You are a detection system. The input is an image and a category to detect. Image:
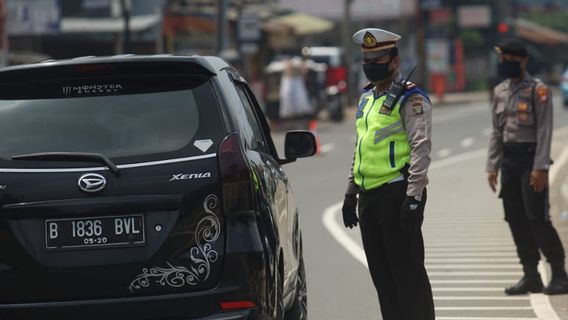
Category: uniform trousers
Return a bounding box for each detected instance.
[358,180,435,320]
[500,147,566,273]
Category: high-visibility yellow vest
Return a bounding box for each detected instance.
[353,91,411,191]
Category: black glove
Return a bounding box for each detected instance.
[342,193,358,228]
[400,196,424,232]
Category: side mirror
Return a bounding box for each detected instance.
[283,130,317,162]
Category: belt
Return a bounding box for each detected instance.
[358,174,404,194]
[387,174,404,184]
[502,142,536,155]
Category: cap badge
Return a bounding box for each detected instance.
[363,32,377,48]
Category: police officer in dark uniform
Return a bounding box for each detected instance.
[341,28,435,320]
[487,38,568,295]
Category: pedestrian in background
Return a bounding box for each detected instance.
[486,38,568,295]
[279,57,315,124]
[341,28,435,320]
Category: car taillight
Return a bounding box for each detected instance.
[218,133,255,213]
[220,300,257,311]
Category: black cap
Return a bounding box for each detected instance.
[495,38,528,57]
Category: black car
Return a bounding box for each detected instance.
[0,55,315,320]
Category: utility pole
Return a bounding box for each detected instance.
[217,0,228,55]
[120,0,131,53]
[496,0,513,23]
[416,0,426,88]
[342,0,354,103]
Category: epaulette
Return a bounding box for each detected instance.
[532,78,544,87]
[401,84,431,105]
[532,78,549,104]
[495,80,509,92]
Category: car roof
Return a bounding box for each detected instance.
[0,54,232,76]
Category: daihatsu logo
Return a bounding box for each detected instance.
[78,173,107,193]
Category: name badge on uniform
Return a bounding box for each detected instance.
[356,98,368,118]
[517,101,529,112]
[379,106,393,115]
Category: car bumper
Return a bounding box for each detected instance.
[0,210,277,320]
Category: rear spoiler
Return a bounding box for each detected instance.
[0,56,217,85]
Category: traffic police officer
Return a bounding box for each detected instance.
[341,28,435,320]
[487,38,568,295]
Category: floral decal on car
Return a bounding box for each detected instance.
[129,194,220,292]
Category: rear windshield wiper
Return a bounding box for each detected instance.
[12,152,120,175]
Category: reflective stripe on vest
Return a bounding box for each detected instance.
[354,92,410,191]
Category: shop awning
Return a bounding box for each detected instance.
[514,18,568,45]
[263,12,334,36]
[61,15,160,33]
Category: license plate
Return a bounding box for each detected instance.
[45,214,145,250]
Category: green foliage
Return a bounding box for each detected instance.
[519,11,568,33]
[459,30,484,49]
[465,79,488,91]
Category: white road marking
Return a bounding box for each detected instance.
[322,128,568,318]
[436,307,533,311]
[427,264,520,270]
[434,296,529,300]
[432,287,506,292]
[426,252,517,257]
[425,247,516,253]
[550,135,568,186]
[531,293,562,320]
[426,241,514,245]
[460,137,475,148]
[322,203,368,268]
[436,148,452,158]
[318,143,335,154]
[430,148,487,170]
[552,124,568,138]
[437,318,536,320]
[425,258,518,263]
[432,104,488,124]
[430,280,517,284]
[427,271,523,276]
[538,261,550,285]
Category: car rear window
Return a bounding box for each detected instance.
[0,74,223,162]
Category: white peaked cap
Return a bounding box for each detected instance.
[352,28,401,59]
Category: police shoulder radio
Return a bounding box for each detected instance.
[382,66,418,111]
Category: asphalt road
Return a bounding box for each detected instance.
[272,94,568,320]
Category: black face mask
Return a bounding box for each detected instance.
[363,60,394,82]
[498,60,522,78]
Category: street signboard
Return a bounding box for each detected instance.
[458,5,492,28]
[426,38,449,73]
[6,0,60,35]
[279,0,416,19]
[238,10,260,42]
[429,7,451,25]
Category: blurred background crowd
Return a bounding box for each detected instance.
[1,0,568,124]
